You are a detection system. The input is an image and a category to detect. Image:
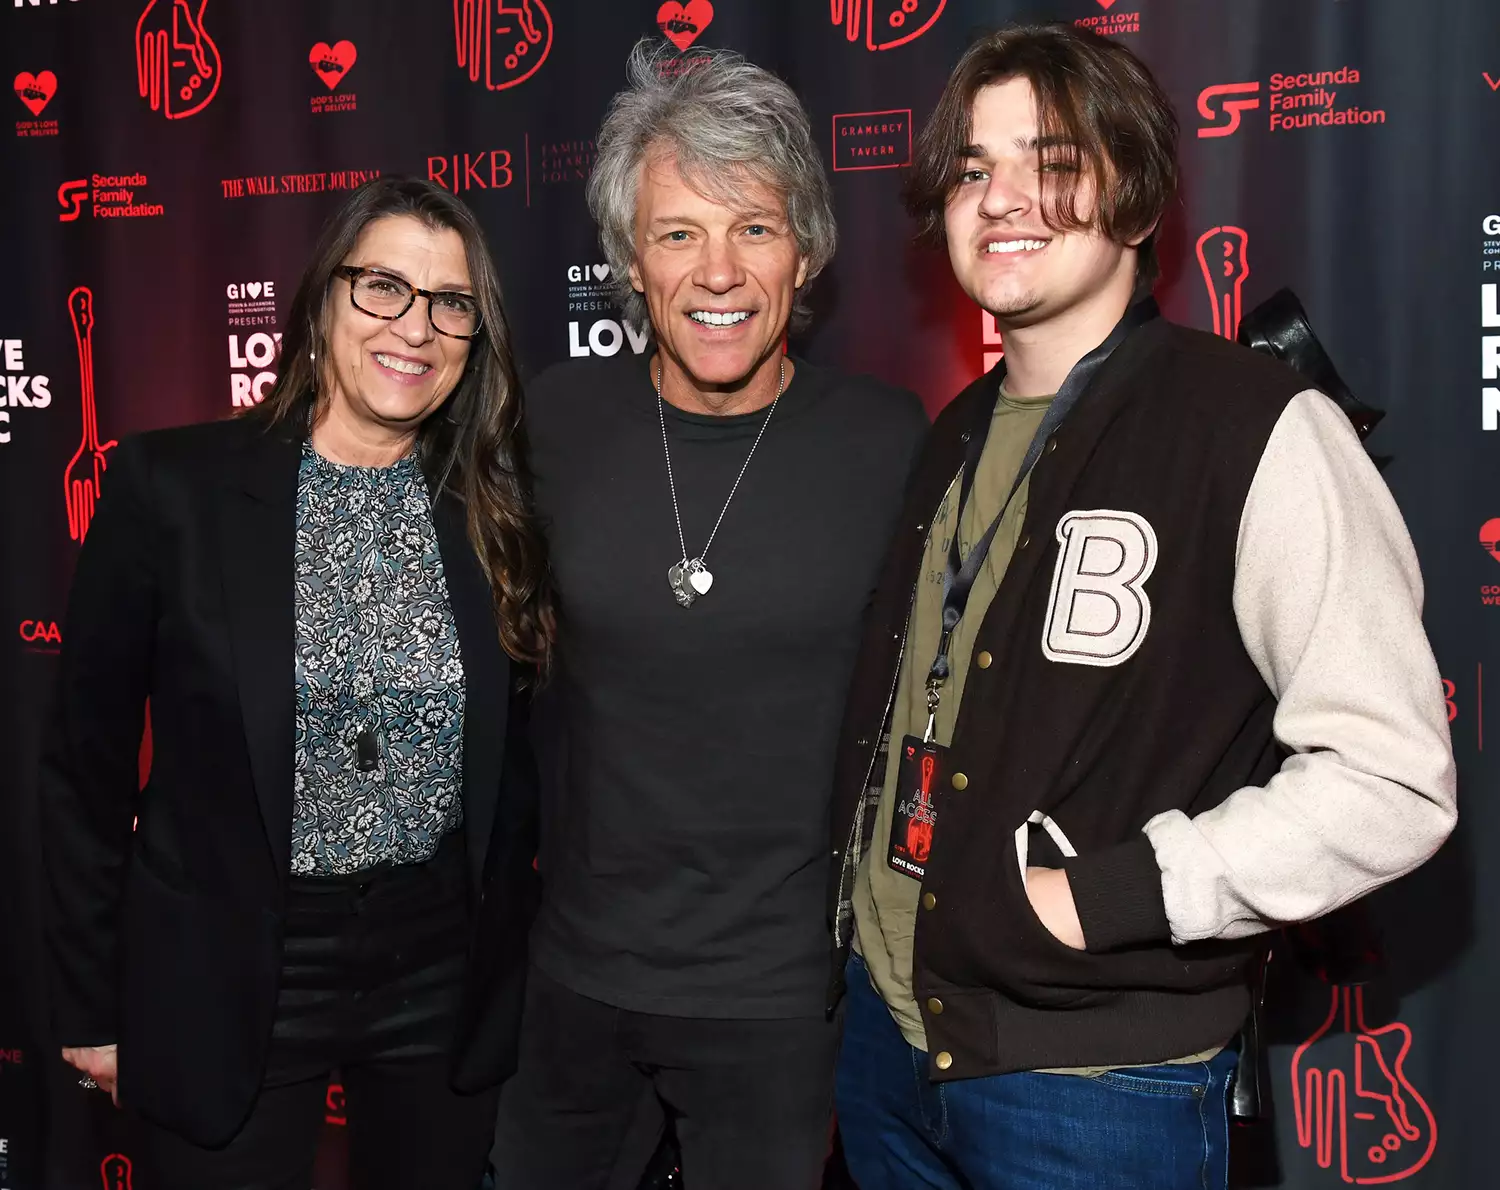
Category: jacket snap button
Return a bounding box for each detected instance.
[922,891,937,910]
[960,431,971,443]
[935,1051,954,1071]
[927,997,944,1015]
[951,772,968,790]
[976,651,992,669]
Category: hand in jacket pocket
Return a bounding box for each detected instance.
[1024,867,1086,950]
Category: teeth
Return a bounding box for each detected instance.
[689,311,751,326]
[986,239,1047,254]
[375,353,431,375]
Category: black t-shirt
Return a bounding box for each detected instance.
[525,352,926,1018]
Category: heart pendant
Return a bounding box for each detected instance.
[688,564,714,596]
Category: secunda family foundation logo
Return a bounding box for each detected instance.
[135,0,221,120]
[309,40,357,114]
[454,0,552,92]
[828,0,946,52]
[1198,67,1386,137]
[14,69,60,136]
[57,173,164,221]
[831,110,911,171]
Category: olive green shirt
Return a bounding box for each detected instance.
[851,384,1219,1074]
[852,385,1051,1050]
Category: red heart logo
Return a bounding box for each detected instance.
[1097,0,1118,8]
[657,0,713,53]
[309,41,357,91]
[14,70,57,117]
[1481,519,1500,562]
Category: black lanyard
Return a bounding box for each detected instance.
[923,298,1159,730]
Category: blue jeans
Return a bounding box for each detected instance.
[835,953,1235,1190]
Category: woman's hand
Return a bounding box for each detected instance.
[61,1044,119,1106]
[1024,867,1087,950]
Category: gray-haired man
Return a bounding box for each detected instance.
[491,39,927,1189]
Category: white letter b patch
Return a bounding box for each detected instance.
[1042,510,1157,667]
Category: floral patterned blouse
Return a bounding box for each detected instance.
[290,443,465,876]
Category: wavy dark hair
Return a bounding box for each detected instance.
[906,22,1179,289]
[247,176,551,669]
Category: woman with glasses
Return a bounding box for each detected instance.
[40,176,551,1189]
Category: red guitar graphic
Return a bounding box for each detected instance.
[100,1153,133,1190]
[904,753,936,862]
[65,287,117,544]
[1196,226,1250,340]
[453,1,553,92]
[1290,985,1437,1183]
[828,0,946,52]
[135,1,221,120]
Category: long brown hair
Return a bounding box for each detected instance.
[248,176,552,669]
[906,22,1179,289]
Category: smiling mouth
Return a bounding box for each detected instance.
[374,352,432,376]
[688,310,753,326]
[985,239,1049,255]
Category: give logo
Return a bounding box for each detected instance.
[657,0,713,52]
[14,70,57,116]
[309,40,357,90]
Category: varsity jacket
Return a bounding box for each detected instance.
[826,316,1456,1080]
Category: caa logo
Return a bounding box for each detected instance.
[1197,82,1261,138]
[1042,510,1157,667]
[454,1,552,92]
[829,0,946,52]
[135,1,221,120]
[20,621,62,645]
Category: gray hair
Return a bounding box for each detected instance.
[587,39,837,331]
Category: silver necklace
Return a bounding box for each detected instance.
[656,357,785,608]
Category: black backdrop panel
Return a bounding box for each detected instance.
[3,2,1498,1187]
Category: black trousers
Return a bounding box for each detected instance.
[129,833,499,1190]
[491,963,842,1190]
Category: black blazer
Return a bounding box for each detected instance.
[40,415,540,1147]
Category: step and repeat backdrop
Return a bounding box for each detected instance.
[2,1,1498,1187]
